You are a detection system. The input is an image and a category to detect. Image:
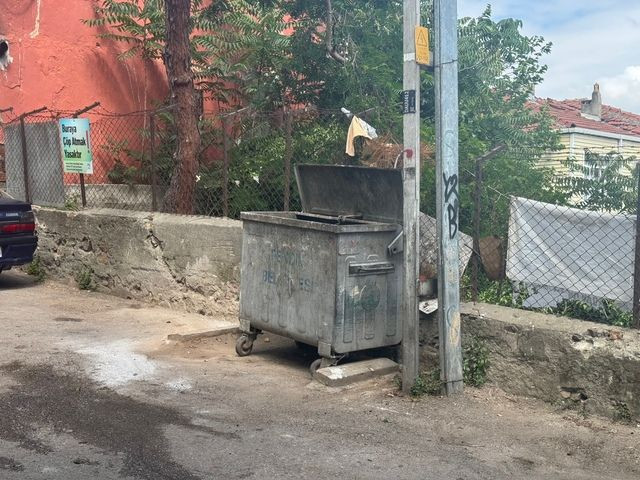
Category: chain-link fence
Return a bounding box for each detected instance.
[3,104,640,328]
[0,106,386,216]
[463,155,640,329]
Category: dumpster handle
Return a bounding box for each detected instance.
[349,262,395,276]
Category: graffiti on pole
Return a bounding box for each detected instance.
[443,172,459,240]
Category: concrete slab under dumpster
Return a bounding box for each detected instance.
[236,165,404,374]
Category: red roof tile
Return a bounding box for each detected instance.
[531,98,640,138]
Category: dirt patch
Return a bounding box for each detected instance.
[0,361,240,480]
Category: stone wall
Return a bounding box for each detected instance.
[421,303,640,421]
[34,207,242,317]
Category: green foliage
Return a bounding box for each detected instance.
[102,111,182,189]
[86,1,298,105]
[75,267,96,291]
[26,256,45,282]
[108,160,141,186]
[420,5,564,238]
[478,282,531,309]
[102,138,147,186]
[465,271,633,329]
[463,337,490,387]
[64,195,81,211]
[88,1,570,233]
[612,401,633,424]
[463,272,532,308]
[85,0,165,61]
[281,0,405,132]
[410,370,441,397]
[393,373,402,390]
[196,119,344,217]
[406,337,492,395]
[546,299,632,328]
[556,151,639,213]
[275,2,564,238]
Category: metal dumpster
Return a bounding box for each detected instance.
[236,164,404,373]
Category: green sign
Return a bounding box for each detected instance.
[59,118,93,174]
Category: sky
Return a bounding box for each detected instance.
[458,0,640,112]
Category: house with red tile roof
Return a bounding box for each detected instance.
[532,84,640,175]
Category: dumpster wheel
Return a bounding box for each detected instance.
[310,356,342,377]
[235,334,254,357]
[309,358,323,376]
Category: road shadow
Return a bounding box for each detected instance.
[0,361,239,480]
[246,334,399,372]
[0,271,38,290]
[249,334,317,371]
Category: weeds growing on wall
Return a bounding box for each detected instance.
[462,337,490,387]
[409,370,442,397]
[75,267,96,291]
[26,256,45,282]
[545,299,632,328]
[462,272,530,309]
[465,270,633,328]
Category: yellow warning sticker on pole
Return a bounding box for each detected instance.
[415,26,430,66]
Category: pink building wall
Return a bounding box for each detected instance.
[0,0,169,119]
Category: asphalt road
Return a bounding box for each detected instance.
[1,271,639,480]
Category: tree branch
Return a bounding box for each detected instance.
[325,0,346,64]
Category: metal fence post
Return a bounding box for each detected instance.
[283,109,293,211]
[633,163,640,328]
[78,171,88,208]
[19,117,30,203]
[222,116,230,218]
[150,113,158,212]
[72,102,100,208]
[471,146,505,302]
[15,106,47,204]
[472,156,482,302]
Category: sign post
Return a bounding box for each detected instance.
[415,26,430,66]
[59,118,93,175]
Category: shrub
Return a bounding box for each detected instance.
[26,256,45,282]
[75,267,96,291]
[546,299,632,328]
[410,370,441,397]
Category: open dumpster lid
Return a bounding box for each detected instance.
[295,164,403,224]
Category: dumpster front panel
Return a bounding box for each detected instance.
[240,219,337,346]
[333,232,402,354]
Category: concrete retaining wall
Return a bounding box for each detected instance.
[34,207,242,317]
[421,303,640,421]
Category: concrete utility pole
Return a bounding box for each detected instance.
[434,0,463,394]
[401,0,421,394]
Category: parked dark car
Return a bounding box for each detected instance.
[0,193,38,273]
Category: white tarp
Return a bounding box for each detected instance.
[506,197,634,309]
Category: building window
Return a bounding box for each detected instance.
[584,149,605,180]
